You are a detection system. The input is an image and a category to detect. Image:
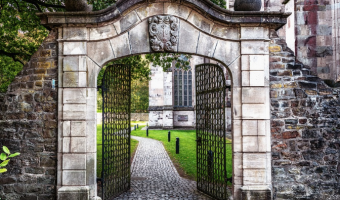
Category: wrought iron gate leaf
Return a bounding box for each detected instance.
[102,64,131,199]
[195,64,229,200]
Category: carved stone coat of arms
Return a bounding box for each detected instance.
[148,15,179,52]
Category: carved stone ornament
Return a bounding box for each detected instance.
[149,15,179,52]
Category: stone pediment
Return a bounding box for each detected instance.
[37,0,290,31]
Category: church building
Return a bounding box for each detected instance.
[148,56,232,130]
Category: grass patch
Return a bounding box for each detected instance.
[96,125,139,177]
[130,126,232,181]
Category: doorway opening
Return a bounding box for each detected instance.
[95,54,233,200]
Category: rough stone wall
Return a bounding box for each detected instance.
[295,0,335,80]
[0,30,58,200]
[270,29,340,199]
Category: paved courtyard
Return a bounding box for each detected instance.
[114,136,213,199]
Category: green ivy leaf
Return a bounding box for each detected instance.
[3,146,10,154]
[8,152,20,158]
[0,168,7,173]
[0,153,6,161]
[0,159,10,167]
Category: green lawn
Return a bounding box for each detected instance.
[130,126,232,181]
[96,124,232,181]
[96,125,139,177]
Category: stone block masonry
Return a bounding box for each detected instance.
[2,0,292,199]
[0,29,58,200]
[269,29,340,199]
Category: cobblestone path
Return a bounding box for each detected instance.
[115,136,212,199]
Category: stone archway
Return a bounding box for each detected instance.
[34,1,290,199]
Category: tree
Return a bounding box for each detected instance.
[131,78,149,113]
[0,0,223,93]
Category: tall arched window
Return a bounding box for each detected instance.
[174,65,192,107]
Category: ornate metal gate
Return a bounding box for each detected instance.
[101,64,131,199]
[195,64,229,199]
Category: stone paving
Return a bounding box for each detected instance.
[114,136,213,200]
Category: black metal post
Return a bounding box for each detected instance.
[137,124,139,129]
[176,137,179,154]
[168,131,171,142]
[134,125,136,130]
[146,127,148,137]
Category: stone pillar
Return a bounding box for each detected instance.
[238,26,272,199]
[57,27,100,200]
[163,71,173,129]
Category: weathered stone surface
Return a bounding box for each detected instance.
[63,72,87,87]
[211,25,239,40]
[213,39,240,66]
[270,29,340,199]
[63,42,87,55]
[130,20,150,54]
[63,154,86,170]
[110,33,131,58]
[0,29,58,200]
[63,27,88,40]
[242,87,268,104]
[136,3,163,20]
[164,3,192,19]
[58,186,89,200]
[90,25,117,40]
[114,11,140,34]
[63,56,86,72]
[178,21,199,54]
[63,89,86,104]
[187,10,214,33]
[196,32,218,57]
[241,27,268,39]
[241,41,269,55]
[62,171,86,185]
[87,40,114,66]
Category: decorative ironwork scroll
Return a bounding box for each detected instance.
[101,64,131,199]
[149,15,179,52]
[195,63,230,200]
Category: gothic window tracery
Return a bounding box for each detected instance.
[173,64,192,107]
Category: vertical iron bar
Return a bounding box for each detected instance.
[176,137,179,154]
[101,70,105,199]
[101,64,131,199]
[195,63,228,200]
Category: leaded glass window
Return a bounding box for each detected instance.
[174,65,192,107]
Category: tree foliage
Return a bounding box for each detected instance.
[131,78,149,113]
[210,0,227,9]
[0,0,224,93]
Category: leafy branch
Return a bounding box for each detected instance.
[21,0,65,9]
[0,50,24,65]
[0,146,20,173]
